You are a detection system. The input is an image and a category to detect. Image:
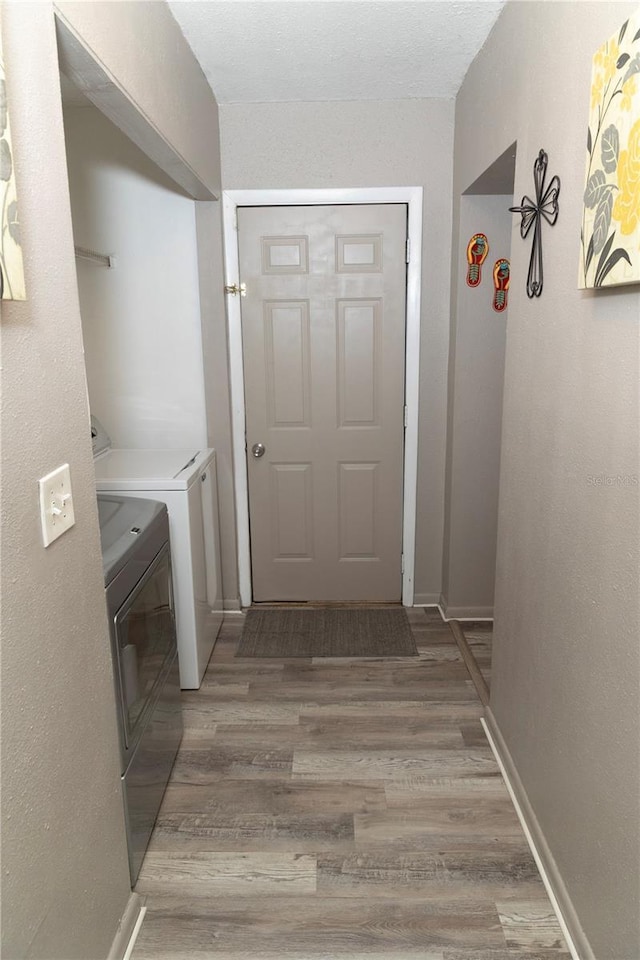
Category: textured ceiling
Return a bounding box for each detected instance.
[168,1,506,104]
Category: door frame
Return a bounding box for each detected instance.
[222,187,423,608]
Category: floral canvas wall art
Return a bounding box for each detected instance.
[580,10,640,289]
[0,19,26,301]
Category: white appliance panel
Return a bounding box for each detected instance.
[201,465,224,623]
[94,448,210,491]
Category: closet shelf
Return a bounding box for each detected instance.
[74,245,115,269]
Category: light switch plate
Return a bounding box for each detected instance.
[39,463,76,547]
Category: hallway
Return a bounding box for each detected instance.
[132,609,569,958]
[3,3,639,957]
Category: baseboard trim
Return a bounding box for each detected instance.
[482,710,592,960]
[223,598,242,612]
[439,602,494,620]
[107,892,146,960]
[411,593,441,606]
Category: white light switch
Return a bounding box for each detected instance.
[39,464,76,547]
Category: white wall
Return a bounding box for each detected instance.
[442,193,512,618]
[455,3,639,956]
[220,98,455,602]
[196,200,240,607]
[64,104,207,449]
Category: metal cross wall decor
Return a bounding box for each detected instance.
[509,150,561,298]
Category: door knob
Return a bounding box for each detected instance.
[251,443,266,458]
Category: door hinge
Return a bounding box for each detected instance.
[401,553,405,574]
[224,282,246,297]
[403,405,408,429]
[405,238,411,264]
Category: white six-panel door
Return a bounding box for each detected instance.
[238,204,407,601]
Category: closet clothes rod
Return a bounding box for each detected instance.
[74,245,115,269]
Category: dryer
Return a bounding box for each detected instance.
[98,494,182,882]
[92,417,223,689]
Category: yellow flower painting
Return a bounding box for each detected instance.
[580,8,640,288]
[0,13,26,301]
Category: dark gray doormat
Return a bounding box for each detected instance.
[236,606,418,658]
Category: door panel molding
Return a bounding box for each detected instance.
[270,462,314,559]
[264,300,311,428]
[223,187,423,607]
[338,461,379,560]
[337,298,381,428]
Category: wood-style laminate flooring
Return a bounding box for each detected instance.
[132,608,569,960]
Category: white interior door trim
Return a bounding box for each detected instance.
[223,187,423,608]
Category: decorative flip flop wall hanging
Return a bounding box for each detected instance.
[492,258,510,312]
[466,233,489,287]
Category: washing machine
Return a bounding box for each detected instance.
[92,416,223,689]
